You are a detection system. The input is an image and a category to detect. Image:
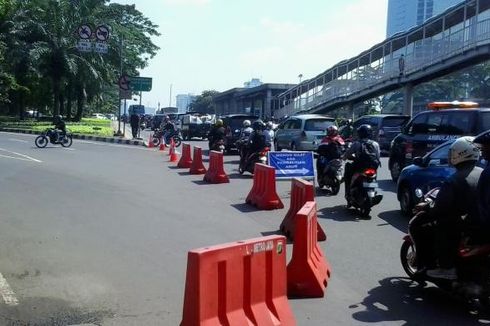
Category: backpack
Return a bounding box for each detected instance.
[358,140,380,169]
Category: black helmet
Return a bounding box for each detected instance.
[252,120,265,131]
[474,129,490,145]
[54,115,62,123]
[357,124,372,139]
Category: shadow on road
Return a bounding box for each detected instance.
[377,209,409,233]
[228,173,252,180]
[168,166,184,170]
[230,203,259,213]
[351,277,490,325]
[177,171,192,176]
[377,179,397,193]
[317,205,361,222]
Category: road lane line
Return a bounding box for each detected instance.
[8,138,28,143]
[77,140,150,151]
[0,148,42,163]
[0,273,18,306]
[0,153,33,162]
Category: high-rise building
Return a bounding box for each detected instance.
[176,94,196,113]
[386,0,463,37]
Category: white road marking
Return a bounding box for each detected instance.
[0,153,33,162]
[0,148,42,163]
[8,138,28,143]
[0,272,18,306]
[77,140,149,151]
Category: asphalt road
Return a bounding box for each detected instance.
[0,131,488,325]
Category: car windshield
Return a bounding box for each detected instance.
[382,117,409,127]
[304,119,334,131]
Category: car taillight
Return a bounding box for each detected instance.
[405,142,413,159]
[260,147,270,156]
[363,168,376,177]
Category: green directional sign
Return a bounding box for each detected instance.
[129,76,152,92]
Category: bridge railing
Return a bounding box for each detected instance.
[275,9,490,118]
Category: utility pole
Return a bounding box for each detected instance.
[169,84,173,107]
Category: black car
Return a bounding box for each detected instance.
[352,114,410,153]
[389,101,490,182]
[220,114,259,152]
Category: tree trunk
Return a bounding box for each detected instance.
[66,93,72,120]
[53,79,60,116]
[74,87,85,122]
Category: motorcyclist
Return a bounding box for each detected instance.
[161,115,177,143]
[426,137,483,280]
[339,119,354,140]
[473,130,490,241]
[238,120,254,163]
[265,121,275,148]
[208,119,225,150]
[317,125,345,180]
[242,120,267,165]
[342,124,380,201]
[53,115,66,141]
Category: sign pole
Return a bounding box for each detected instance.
[116,36,123,136]
[123,98,127,137]
[137,91,143,139]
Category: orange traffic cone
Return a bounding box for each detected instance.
[169,148,179,162]
[148,134,154,148]
[159,140,166,151]
[168,138,175,156]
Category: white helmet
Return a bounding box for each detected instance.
[243,120,251,127]
[448,136,480,166]
[266,121,273,129]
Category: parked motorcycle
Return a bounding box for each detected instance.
[346,166,383,218]
[239,147,270,175]
[35,128,73,148]
[401,188,490,306]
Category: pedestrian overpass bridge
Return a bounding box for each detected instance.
[275,0,490,118]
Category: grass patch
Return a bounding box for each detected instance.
[0,118,114,137]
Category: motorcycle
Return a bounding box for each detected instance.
[316,143,344,195]
[210,139,225,153]
[152,129,182,148]
[35,128,73,148]
[346,164,383,218]
[401,188,490,306]
[239,146,270,175]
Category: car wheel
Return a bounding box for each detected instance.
[390,160,403,182]
[399,185,413,216]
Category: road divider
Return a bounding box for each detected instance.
[280,178,326,242]
[181,235,295,325]
[203,151,229,184]
[246,163,284,210]
[287,201,331,298]
[178,143,193,168]
[189,146,206,175]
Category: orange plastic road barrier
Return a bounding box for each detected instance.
[280,178,326,242]
[181,235,295,326]
[246,163,284,210]
[287,201,331,298]
[148,133,154,148]
[189,146,206,175]
[203,151,229,184]
[177,143,193,168]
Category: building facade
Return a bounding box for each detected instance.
[176,94,197,113]
[386,0,463,37]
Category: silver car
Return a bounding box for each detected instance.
[274,114,336,151]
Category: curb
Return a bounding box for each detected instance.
[0,128,147,147]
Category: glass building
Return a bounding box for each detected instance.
[387,0,463,37]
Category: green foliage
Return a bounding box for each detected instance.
[188,90,220,114]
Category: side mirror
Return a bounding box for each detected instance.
[428,159,441,166]
[413,156,424,166]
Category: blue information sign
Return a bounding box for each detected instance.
[268,151,315,179]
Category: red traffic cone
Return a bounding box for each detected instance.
[169,149,179,162]
[148,134,154,148]
[159,140,166,151]
[168,138,175,156]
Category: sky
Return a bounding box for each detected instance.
[113,0,389,109]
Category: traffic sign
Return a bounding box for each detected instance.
[95,25,110,42]
[94,42,108,54]
[76,39,92,52]
[78,24,92,39]
[118,75,130,91]
[129,77,152,92]
[268,151,315,179]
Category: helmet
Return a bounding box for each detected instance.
[474,130,490,145]
[243,120,251,128]
[357,124,372,139]
[215,119,223,127]
[448,136,480,166]
[54,115,62,123]
[327,125,338,137]
[266,121,273,129]
[252,119,265,131]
